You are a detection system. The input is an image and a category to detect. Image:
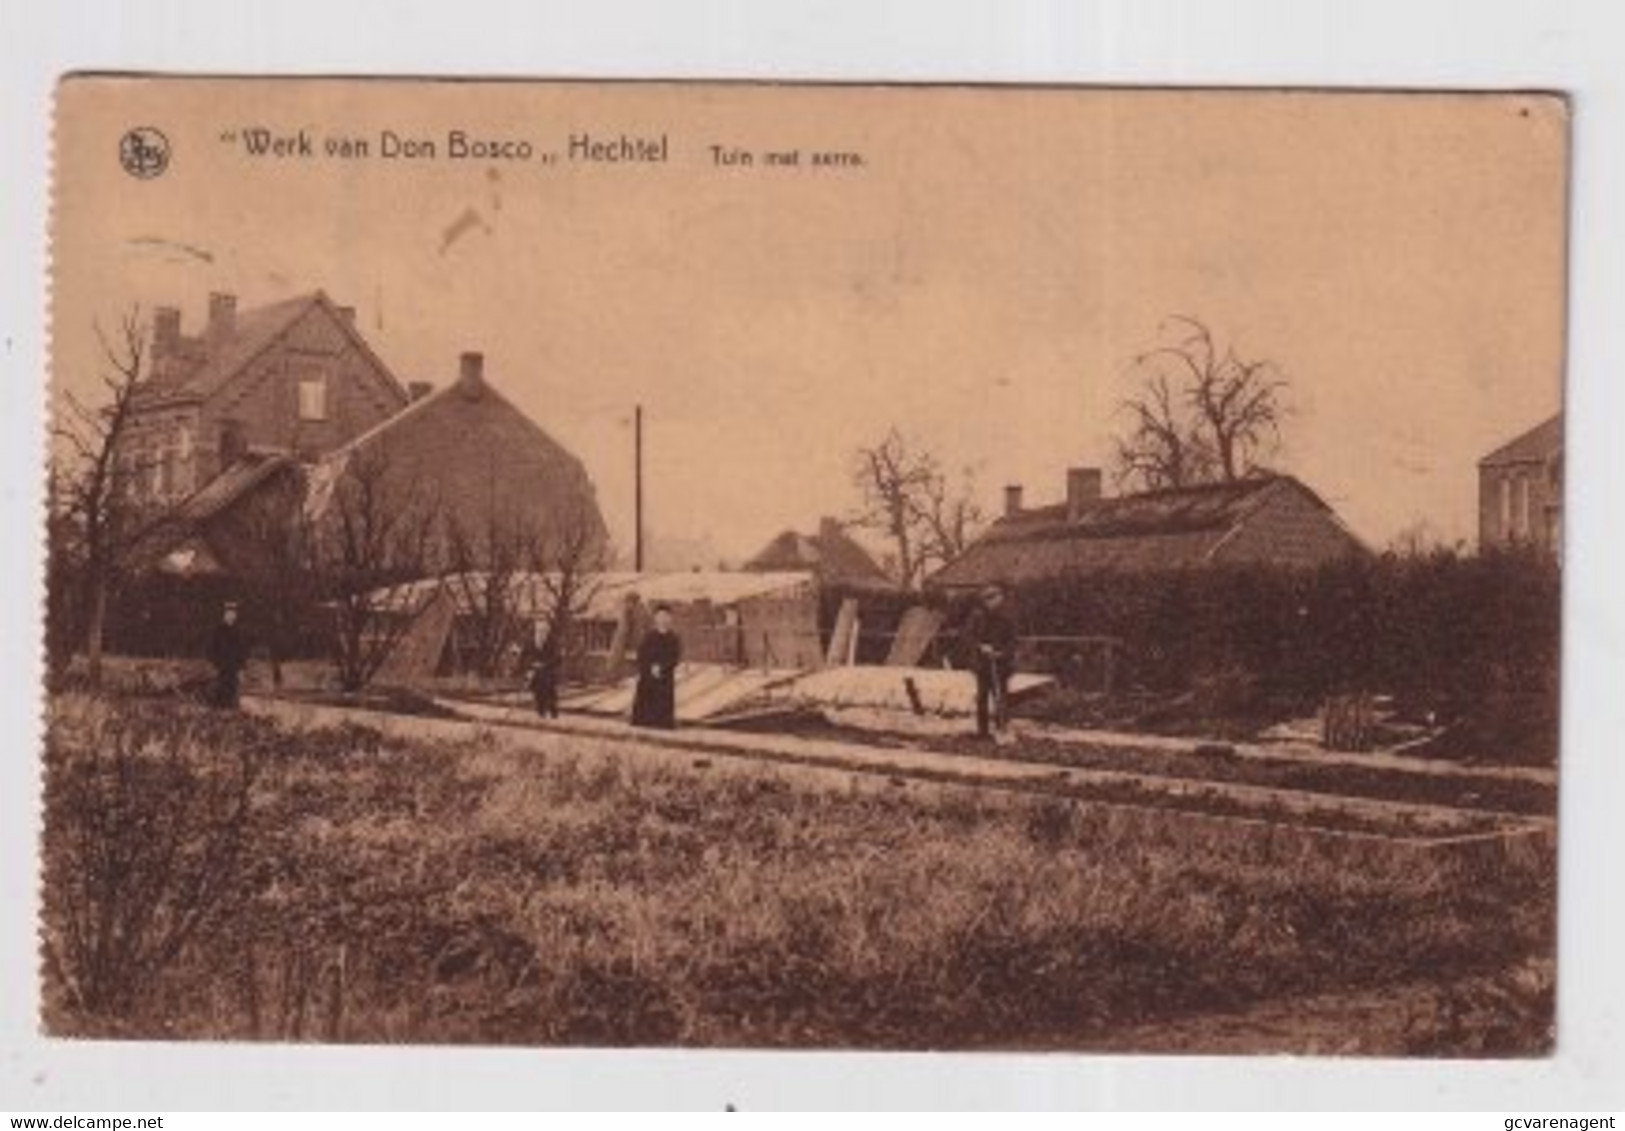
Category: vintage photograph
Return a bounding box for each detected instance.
[43,77,1565,1054]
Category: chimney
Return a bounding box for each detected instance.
[337,305,356,325]
[151,306,181,365]
[1004,484,1024,518]
[1066,467,1103,520]
[818,516,844,542]
[457,351,485,399]
[207,292,237,343]
[407,380,434,402]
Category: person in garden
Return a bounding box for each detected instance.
[207,600,250,709]
[630,604,682,729]
[528,621,562,719]
[962,584,1017,739]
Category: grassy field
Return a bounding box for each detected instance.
[39,692,1555,1053]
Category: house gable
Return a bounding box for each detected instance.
[312,354,607,568]
[199,298,407,465]
[1478,413,1563,554]
[132,291,410,493]
[1207,479,1366,567]
[1480,414,1562,469]
[744,518,894,588]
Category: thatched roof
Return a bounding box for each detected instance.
[929,475,1357,589]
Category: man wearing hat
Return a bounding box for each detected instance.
[208,599,250,709]
[963,584,1017,739]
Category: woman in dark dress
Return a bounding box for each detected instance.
[630,605,681,729]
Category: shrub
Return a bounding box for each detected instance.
[41,700,269,1019]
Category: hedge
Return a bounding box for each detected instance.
[1003,548,1559,712]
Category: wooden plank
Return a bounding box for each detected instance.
[885,606,944,667]
[374,590,455,684]
[679,668,802,721]
[741,593,823,669]
[825,597,858,667]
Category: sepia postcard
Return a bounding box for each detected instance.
[43,76,1566,1055]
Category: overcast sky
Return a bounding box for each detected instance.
[53,79,1567,563]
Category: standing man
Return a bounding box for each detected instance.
[963,584,1017,740]
[630,604,682,729]
[208,600,250,709]
[528,620,562,719]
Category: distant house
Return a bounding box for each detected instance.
[123,290,410,504]
[743,517,894,590]
[1478,414,1562,557]
[928,467,1365,592]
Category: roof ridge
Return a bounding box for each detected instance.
[168,292,322,399]
[317,365,593,487]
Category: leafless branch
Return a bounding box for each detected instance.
[1112,315,1290,491]
[850,427,982,587]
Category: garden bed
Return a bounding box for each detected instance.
[719,711,1557,817]
[299,694,1554,856]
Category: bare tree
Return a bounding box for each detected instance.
[917,465,986,574]
[436,451,611,680]
[850,428,984,588]
[519,494,612,675]
[1114,370,1216,492]
[301,445,444,693]
[45,463,87,682]
[1114,315,1290,491]
[51,308,185,687]
[442,509,532,679]
[224,465,315,689]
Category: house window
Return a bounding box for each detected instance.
[139,444,160,499]
[158,447,177,498]
[116,449,144,501]
[1499,476,1513,539]
[172,424,194,496]
[1516,475,1532,540]
[298,375,329,421]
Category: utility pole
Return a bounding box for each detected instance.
[634,403,644,572]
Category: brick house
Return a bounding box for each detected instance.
[114,294,605,659]
[928,468,1365,592]
[122,290,410,505]
[1478,414,1563,557]
[304,351,607,570]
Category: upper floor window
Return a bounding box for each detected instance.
[298,375,329,422]
[158,447,177,498]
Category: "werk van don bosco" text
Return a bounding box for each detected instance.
[228,127,670,164]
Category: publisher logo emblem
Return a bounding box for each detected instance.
[119,127,170,179]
